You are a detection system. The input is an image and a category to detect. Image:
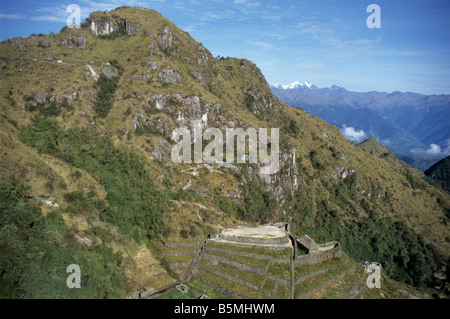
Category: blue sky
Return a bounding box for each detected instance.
[1,0,449,94]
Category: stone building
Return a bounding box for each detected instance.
[296,234,320,253]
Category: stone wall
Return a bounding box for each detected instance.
[205,239,291,251]
[318,241,340,252]
[211,234,291,246]
[296,245,342,265]
[153,228,346,299]
[203,246,291,264]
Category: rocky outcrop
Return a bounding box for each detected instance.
[26,92,46,105]
[117,19,141,35]
[147,94,219,121]
[125,21,140,35]
[114,18,141,35]
[177,95,204,120]
[149,139,172,161]
[251,147,300,207]
[89,16,115,35]
[38,39,51,48]
[127,74,151,81]
[130,107,175,141]
[75,235,93,247]
[86,64,99,80]
[170,95,223,132]
[328,166,355,181]
[197,53,210,68]
[143,116,175,138]
[61,28,86,48]
[148,94,167,110]
[145,29,155,38]
[8,38,27,51]
[89,13,140,37]
[146,61,158,71]
[158,26,173,50]
[25,91,77,108]
[158,69,181,84]
[101,67,118,79]
[60,92,78,103]
[245,88,282,119]
[40,196,60,208]
[190,71,207,87]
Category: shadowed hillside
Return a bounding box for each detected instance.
[425,156,450,194]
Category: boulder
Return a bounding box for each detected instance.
[101,67,118,79]
[75,235,93,247]
[148,94,167,110]
[197,53,210,68]
[145,29,155,38]
[90,17,115,36]
[126,21,140,35]
[146,61,158,71]
[86,64,99,79]
[8,38,27,51]
[27,92,46,105]
[190,71,206,87]
[158,26,173,50]
[127,74,151,81]
[39,39,51,48]
[143,116,175,138]
[158,69,181,84]
[62,28,87,48]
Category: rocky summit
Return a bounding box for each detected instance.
[0,6,449,299]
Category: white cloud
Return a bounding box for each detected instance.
[181,25,195,32]
[295,19,383,60]
[199,11,222,22]
[411,140,450,157]
[425,144,442,155]
[0,11,25,20]
[340,125,367,144]
[233,0,260,9]
[30,6,68,23]
[27,1,159,23]
[246,40,274,49]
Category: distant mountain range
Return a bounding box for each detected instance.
[271,82,450,171]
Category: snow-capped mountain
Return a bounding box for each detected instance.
[272,81,316,90]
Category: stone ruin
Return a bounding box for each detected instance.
[210,223,292,247]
